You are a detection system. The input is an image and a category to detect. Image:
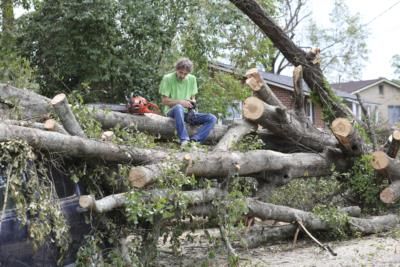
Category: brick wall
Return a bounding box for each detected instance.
[269,85,326,128]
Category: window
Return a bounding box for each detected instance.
[379,84,384,95]
[225,101,243,121]
[305,98,314,123]
[388,106,400,125]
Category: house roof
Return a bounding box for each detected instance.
[331,78,400,94]
[209,62,359,102]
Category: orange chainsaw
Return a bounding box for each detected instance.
[126,95,160,115]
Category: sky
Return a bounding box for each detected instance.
[309,0,400,81]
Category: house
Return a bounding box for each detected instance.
[331,78,400,126]
[210,62,373,128]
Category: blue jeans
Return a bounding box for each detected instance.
[167,104,217,144]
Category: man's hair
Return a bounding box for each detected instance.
[175,58,193,72]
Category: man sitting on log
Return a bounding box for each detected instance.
[159,58,217,147]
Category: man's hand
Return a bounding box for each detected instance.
[179,100,193,108]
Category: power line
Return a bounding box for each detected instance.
[363,0,400,27]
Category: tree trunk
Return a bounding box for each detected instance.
[213,120,257,151]
[229,0,354,122]
[91,108,227,143]
[0,122,168,164]
[385,130,400,158]
[292,65,306,119]
[380,180,400,204]
[243,96,337,152]
[371,151,400,181]
[129,149,348,188]
[79,188,222,213]
[50,94,86,137]
[245,68,285,108]
[0,84,51,120]
[331,118,365,155]
[43,119,69,135]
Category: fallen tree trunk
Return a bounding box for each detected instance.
[245,199,399,234]
[129,149,349,188]
[79,188,222,213]
[213,120,257,151]
[243,96,337,152]
[380,180,400,204]
[371,151,400,181]
[0,122,168,164]
[385,130,400,158]
[50,93,86,137]
[43,119,69,135]
[331,118,365,156]
[0,84,51,120]
[245,68,285,108]
[90,108,227,143]
[228,0,354,122]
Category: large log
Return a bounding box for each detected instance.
[228,0,354,122]
[331,118,365,156]
[0,84,51,120]
[129,149,349,188]
[91,108,227,143]
[371,151,400,181]
[243,96,337,152]
[213,120,257,151]
[245,68,285,108]
[385,130,400,158]
[0,123,168,164]
[79,188,222,213]
[380,180,400,204]
[50,94,86,137]
[246,199,399,234]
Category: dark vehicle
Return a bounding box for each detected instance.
[0,168,90,267]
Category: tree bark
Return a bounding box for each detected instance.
[371,151,400,181]
[0,123,168,164]
[43,119,69,135]
[90,108,227,143]
[213,120,257,151]
[292,65,306,119]
[79,188,222,213]
[380,180,400,204]
[0,84,51,120]
[129,149,348,188]
[245,68,285,108]
[243,96,337,152]
[331,118,365,155]
[229,0,354,122]
[385,130,400,158]
[50,94,86,137]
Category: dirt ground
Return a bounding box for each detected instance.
[158,229,400,266]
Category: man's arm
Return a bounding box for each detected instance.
[162,96,193,108]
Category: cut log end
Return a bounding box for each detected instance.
[380,188,396,204]
[331,118,352,137]
[392,130,400,141]
[243,97,264,120]
[371,151,389,171]
[79,195,96,210]
[44,119,57,131]
[129,166,152,188]
[50,93,67,106]
[246,77,262,91]
[101,131,114,142]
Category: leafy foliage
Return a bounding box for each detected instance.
[342,155,385,211]
[312,204,350,239]
[268,176,342,211]
[0,140,70,262]
[197,72,250,119]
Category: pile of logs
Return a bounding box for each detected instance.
[1,62,400,251]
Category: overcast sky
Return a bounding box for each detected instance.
[309,0,400,81]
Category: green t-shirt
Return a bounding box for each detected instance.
[159,72,198,114]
